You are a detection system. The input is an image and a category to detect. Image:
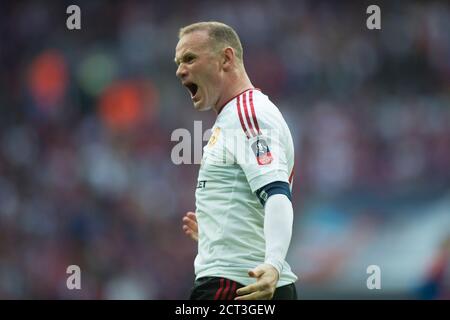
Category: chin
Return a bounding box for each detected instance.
[194,102,211,112]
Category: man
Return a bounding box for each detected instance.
[175,21,297,300]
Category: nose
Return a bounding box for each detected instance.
[176,64,187,80]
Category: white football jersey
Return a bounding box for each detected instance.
[194,88,298,287]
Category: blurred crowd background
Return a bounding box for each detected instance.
[0,0,449,299]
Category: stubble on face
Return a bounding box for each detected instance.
[175,31,223,112]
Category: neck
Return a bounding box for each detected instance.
[213,68,254,115]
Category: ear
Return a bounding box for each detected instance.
[222,47,235,71]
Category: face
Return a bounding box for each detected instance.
[175,30,223,111]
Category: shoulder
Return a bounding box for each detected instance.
[221,89,285,138]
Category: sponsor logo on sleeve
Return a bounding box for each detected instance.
[251,138,273,165]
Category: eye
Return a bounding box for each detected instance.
[185,55,195,64]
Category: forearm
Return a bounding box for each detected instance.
[263,193,294,276]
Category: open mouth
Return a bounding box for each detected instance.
[185,82,198,98]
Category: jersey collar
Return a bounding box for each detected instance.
[217,87,261,115]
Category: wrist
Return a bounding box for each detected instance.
[264,259,282,278]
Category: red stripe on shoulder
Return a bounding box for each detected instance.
[218,87,259,115]
[236,94,250,139]
[243,91,257,137]
[249,90,261,135]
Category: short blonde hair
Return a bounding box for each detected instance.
[179,21,243,63]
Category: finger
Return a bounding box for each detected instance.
[183,228,198,241]
[183,225,195,234]
[236,284,260,296]
[182,216,192,225]
[248,268,264,278]
[182,216,195,225]
[183,226,191,235]
[234,291,262,300]
[186,212,197,222]
[183,218,198,233]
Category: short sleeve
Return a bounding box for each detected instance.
[224,113,290,193]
